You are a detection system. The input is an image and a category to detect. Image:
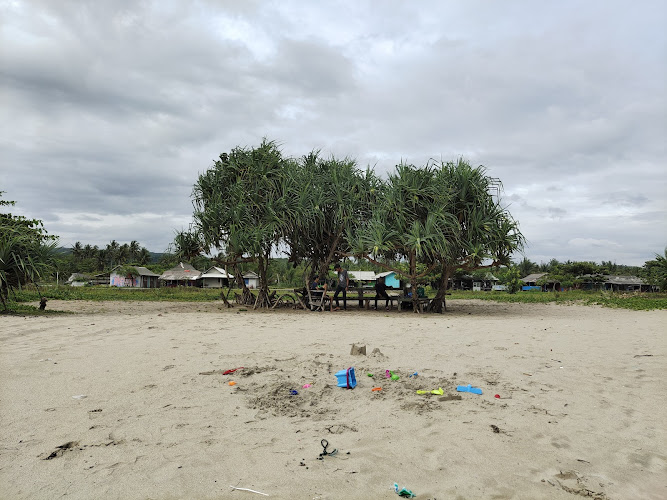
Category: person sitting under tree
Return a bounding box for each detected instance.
[373,276,390,310]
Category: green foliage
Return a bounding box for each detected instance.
[498,266,522,294]
[641,248,667,291]
[193,139,293,306]
[0,193,58,309]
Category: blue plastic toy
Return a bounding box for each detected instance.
[335,367,357,389]
[456,384,483,395]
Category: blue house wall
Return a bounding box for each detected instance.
[383,272,401,289]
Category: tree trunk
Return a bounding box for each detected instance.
[254,250,272,309]
[409,251,419,313]
[429,266,449,313]
[231,260,254,305]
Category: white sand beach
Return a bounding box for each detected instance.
[1,300,665,499]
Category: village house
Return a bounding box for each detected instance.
[579,275,656,292]
[159,262,202,287]
[375,271,401,289]
[520,273,548,291]
[110,266,160,288]
[242,271,259,289]
[347,270,377,288]
[198,267,234,288]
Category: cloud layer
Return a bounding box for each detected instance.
[2,0,665,265]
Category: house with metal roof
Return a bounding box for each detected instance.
[159,262,202,287]
[347,270,377,287]
[578,275,655,292]
[199,266,234,288]
[243,271,259,289]
[110,266,160,288]
[520,272,548,291]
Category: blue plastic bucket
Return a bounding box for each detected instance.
[335,367,357,389]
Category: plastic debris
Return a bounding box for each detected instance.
[408,372,418,378]
[72,395,87,399]
[372,387,382,392]
[222,367,243,375]
[393,482,416,498]
[229,485,268,496]
[494,394,500,398]
[228,381,237,386]
[289,389,298,395]
[456,384,483,395]
[302,384,312,388]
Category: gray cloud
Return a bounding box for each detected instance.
[1,0,665,264]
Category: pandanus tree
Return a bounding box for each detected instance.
[281,151,379,286]
[193,139,293,308]
[349,162,459,312]
[427,159,524,312]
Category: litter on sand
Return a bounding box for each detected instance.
[393,482,416,498]
[229,485,269,496]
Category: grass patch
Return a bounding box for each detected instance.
[11,286,227,303]
[445,290,667,311]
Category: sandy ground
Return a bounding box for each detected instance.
[0,299,665,500]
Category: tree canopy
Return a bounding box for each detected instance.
[0,193,57,309]
[190,140,525,311]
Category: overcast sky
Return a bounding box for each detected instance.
[2,0,665,266]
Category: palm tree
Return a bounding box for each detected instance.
[72,241,83,262]
[105,240,120,268]
[129,240,141,262]
[138,247,151,265]
[173,230,202,264]
[118,243,130,265]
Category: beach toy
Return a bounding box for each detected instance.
[385,370,391,378]
[393,483,416,498]
[431,387,444,395]
[390,372,400,381]
[456,384,483,395]
[335,367,357,389]
[372,387,382,392]
[303,384,312,389]
[228,381,237,386]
